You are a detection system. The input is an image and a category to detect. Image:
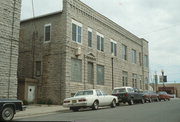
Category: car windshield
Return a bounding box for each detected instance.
[113,88,126,94]
[74,90,93,96]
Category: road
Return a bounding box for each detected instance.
[15,99,180,122]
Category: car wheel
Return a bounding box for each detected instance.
[116,102,120,106]
[141,99,145,104]
[111,99,116,108]
[92,101,99,110]
[0,106,14,121]
[128,99,134,105]
[149,98,152,103]
[156,98,159,102]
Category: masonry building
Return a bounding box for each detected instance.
[0,0,21,98]
[18,0,149,104]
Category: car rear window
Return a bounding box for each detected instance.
[74,90,93,96]
[113,88,126,94]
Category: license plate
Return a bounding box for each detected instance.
[72,100,77,103]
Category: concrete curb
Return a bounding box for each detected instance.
[14,105,68,119]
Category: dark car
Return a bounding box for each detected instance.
[112,87,145,105]
[0,99,26,121]
[158,91,171,101]
[143,91,159,102]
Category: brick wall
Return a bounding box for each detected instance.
[0,0,21,98]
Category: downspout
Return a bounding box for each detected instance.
[8,0,16,98]
[111,57,114,90]
[84,54,86,90]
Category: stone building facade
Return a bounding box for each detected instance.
[18,0,149,104]
[0,0,21,98]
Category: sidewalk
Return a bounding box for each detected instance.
[14,104,68,119]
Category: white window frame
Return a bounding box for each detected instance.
[131,49,137,64]
[110,39,117,56]
[72,19,83,44]
[44,23,51,43]
[96,32,104,52]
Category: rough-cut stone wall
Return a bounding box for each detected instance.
[0,0,21,98]
[18,0,149,104]
[64,0,149,98]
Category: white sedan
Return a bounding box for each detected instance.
[63,89,118,111]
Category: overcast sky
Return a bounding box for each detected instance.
[21,0,180,83]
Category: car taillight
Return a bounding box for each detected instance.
[64,100,70,103]
[125,93,128,97]
[78,99,87,102]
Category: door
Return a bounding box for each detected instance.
[28,86,36,103]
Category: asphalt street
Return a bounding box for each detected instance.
[14,99,180,122]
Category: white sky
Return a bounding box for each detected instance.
[21,0,180,83]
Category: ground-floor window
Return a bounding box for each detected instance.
[132,73,137,88]
[122,71,128,86]
[71,58,82,82]
[97,65,104,85]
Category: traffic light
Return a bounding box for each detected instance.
[163,76,167,82]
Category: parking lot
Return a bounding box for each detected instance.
[15,99,180,122]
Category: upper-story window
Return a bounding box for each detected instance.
[131,49,137,64]
[44,24,51,42]
[122,44,127,60]
[144,55,149,68]
[72,19,82,43]
[111,39,117,56]
[88,28,92,47]
[97,32,104,52]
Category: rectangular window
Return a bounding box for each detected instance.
[111,40,117,56]
[122,44,127,60]
[88,62,94,84]
[97,33,104,52]
[144,55,149,68]
[132,74,137,88]
[36,61,41,77]
[122,71,128,86]
[71,58,82,82]
[72,20,82,43]
[131,49,137,64]
[97,65,104,85]
[44,24,51,42]
[88,30,92,47]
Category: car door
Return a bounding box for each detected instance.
[96,90,105,106]
[101,90,111,105]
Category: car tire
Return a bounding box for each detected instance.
[92,101,99,110]
[116,102,120,106]
[128,99,134,105]
[111,99,116,108]
[141,99,145,104]
[0,106,14,121]
[149,98,152,103]
[156,98,159,102]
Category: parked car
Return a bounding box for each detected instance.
[0,99,26,121]
[143,91,159,102]
[63,89,118,111]
[158,91,171,101]
[112,87,144,105]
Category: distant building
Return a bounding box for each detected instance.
[158,83,180,98]
[18,0,149,104]
[0,0,21,98]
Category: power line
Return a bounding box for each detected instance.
[141,24,180,36]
